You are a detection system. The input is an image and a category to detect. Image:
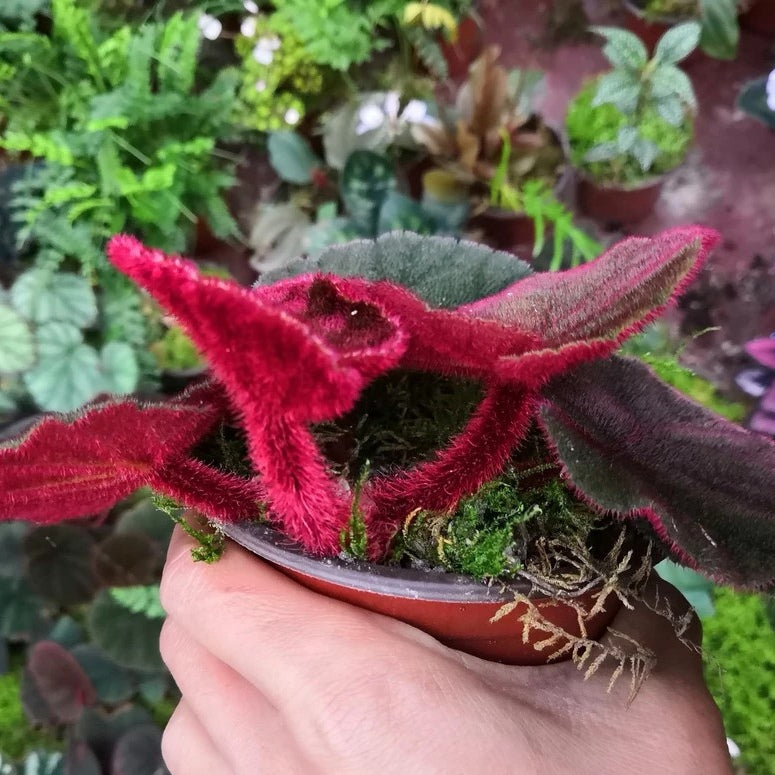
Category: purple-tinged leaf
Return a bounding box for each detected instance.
[21,640,97,726]
[111,725,168,775]
[460,227,720,346]
[540,356,775,590]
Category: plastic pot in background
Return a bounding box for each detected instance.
[467,207,538,254]
[621,0,703,65]
[221,521,621,666]
[575,171,665,224]
[740,0,775,35]
[439,15,484,81]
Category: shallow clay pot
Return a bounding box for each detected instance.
[467,207,538,254]
[222,521,621,666]
[439,15,484,81]
[576,171,664,224]
[621,0,703,64]
[740,0,775,35]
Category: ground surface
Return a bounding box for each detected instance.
[482,0,775,393]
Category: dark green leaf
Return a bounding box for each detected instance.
[0,577,47,640]
[70,645,134,706]
[62,740,100,775]
[0,522,29,579]
[87,591,165,672]
[737,77,775,129]
[115,498,175,548]
[376,192,437,235]
[111,725,168,775]
[76,706,154,765]
[267,132,321,184]
[47,616,85,650]
[340,151,396,234]
[24,525,99,606]
[94,533,160,588]
[699,0,739,59]
[259,232,533,309]
[542,356,775,589]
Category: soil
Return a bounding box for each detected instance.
[480,0,775,398]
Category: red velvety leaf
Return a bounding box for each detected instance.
[108,236,406,422]
[540,356,775,590]
[108,236,409,552]
[459,227,720,345]
[0,383,224,523]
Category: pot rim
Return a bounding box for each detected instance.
[220,520,540,603]
[621,0,696,24]
[572,165,669,192]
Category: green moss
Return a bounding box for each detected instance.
[703,590,775,775]
[0,670,61,760]
[566,81,692,184]
[392,472,598,580]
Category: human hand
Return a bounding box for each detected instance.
[159,524,733,775]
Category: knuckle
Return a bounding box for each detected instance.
[160,703,186,773]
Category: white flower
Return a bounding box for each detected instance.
[383,92,401,122]
[253,38,275,65]
[254,79,267,92]
[240,16,257,37]
[767,68,775,112]
[726,738,741,759]
[243,0,259,12]
[400,99,429,124]
[356,103,386,135]
[197,13,222,41]
[284,107,301,125]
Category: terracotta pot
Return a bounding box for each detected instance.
[621,0,703,65]
[221,522,621,666]
[467,207,537,253]
[576,171,664,224]
[439,16,484,81]
[740,0,775,35]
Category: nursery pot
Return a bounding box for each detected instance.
[221,522,621,666]
[575,170,665,224]
[439,16,485,81]
[467,207,539,254]
[621,0,703,64]
[740,0,775,35]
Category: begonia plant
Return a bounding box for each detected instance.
[1,227,774,591]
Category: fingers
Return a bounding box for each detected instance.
[163,700,232,775]
[160,617,312,775]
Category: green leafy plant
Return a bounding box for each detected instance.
[703,589,775,775]
[566,24,698,184]
[253,134,468,269]
[0,0,49,32]
[1,4,239,253]
[488,130,600,269]
[0,267,139,413]
[0,493,177,770]
[640,0,740,60]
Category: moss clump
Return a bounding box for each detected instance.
[566,81,692,185]
[392,472,598,581]
[0,669,61,760]
[703,589,775,775]
[150,326,204,372]
[314,370,483,480]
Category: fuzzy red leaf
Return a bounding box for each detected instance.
[541,356,775,590]
[108,236,410,553]
[0,384,224,523]
[460,227,720,345]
